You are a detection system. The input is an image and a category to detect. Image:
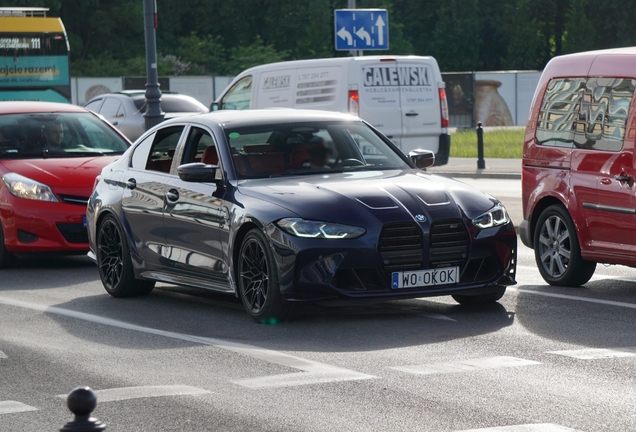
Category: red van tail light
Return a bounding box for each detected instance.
[348,90,359,116]
[439,87,449,128]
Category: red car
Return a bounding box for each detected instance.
[0,101,131,267]
[520,47,636,286]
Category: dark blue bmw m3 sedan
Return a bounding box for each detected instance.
[86,109,516,322]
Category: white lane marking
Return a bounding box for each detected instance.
[547,348,636,360]
[0,401,37,415]
[391,356,540,376]
[457,424,582,432]
[0,350,7,359]
[517,264,636,283]
[0,296,375,389]
[57,385,210,403]
[234,370,372,389]
[508,287,636,310]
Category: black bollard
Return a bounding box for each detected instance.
[60,387,106,431]
[477,122,486,169]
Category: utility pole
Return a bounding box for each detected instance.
[143,0,164,130]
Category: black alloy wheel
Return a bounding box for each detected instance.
[0,222,16,269]
[534,204,596,286]
[238,229,290,323]
[96,215,154,297]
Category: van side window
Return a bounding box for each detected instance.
[536,78,586,148]
[574,78,635,152]
[220,76,253,110]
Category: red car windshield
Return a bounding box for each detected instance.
[0,112,129,159]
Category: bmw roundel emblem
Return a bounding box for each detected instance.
[415,214,427,222]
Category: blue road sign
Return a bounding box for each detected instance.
[334,9,389,51]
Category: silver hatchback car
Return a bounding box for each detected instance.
[84,91,209,141]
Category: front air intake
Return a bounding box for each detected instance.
[378,222,423,272]
[429,219,469,269]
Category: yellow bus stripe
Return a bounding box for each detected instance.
[0,17,64,33]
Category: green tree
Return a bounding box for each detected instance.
[562,0,594,54]
[503,0,545,69]
[223,37,289,75]
[431,0,482,71]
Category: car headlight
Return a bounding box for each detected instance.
[472,203,509,229]
[2,173,59,202]
[277,218,366,239]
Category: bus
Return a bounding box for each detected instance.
[0,7,70,103]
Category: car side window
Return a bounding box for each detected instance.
[84,99,104,112]
[574,78,635,152]
[536,78,586,148]
[221,75,252,110]
[131,132,156,169]
[182,127,219,165]
[100,98,123,121]
[145,126,185,173]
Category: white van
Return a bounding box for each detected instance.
[212,56,450,165]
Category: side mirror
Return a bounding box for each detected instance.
[210,102,220,111]
[177,162,219,183]
[409,149,435,169]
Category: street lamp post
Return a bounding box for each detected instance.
[142,0,164,130]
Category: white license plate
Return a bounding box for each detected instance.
[391,266,459,289]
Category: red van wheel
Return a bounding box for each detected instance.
[534,205,596,287]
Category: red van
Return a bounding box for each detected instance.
[520,47,636,286]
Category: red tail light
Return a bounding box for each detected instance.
[439,87,449,128]
[348,90,359,116]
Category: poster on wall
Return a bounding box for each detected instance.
[442,72,474,128]
[170,77,214,107]
[75,77,123,105]
[516,72,542,126]
[474,72,516,126]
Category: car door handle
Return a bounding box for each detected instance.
[165,189,179,203]
[405,112,419,117]
[126,178,136,190]
[111,121,119,126]
[614,174,633,183]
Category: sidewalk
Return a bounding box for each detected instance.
[426,157,522,179]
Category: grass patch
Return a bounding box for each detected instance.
[450,128,524,158]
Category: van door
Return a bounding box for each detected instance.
[574,77,636,256]
[293,66,343,111]
[257,68,296,108]
[396,59,441,154]
[357,59,403,147]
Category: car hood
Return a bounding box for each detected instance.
[238,169,497,222]
[0,156,120,188]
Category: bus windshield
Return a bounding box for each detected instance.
[0,8,70,103]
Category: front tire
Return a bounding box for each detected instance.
[534,204,596,286]
[237,228,290,323]
[96,215,155,297]
[452,286,506,305]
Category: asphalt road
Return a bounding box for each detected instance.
[1,179,636,432]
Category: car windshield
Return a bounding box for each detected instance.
[224,121,410,179]
[133,97,208,113]
[0,112,129,159]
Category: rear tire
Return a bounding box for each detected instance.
[452,286,506,305]
[0,222,16,269]
[237,229,291,323]
[534,204,596,286]
[96,215,155,297]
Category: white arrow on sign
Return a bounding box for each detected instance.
[376,15,386,46]
[337,27,353,46]
[355,27,371,45]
